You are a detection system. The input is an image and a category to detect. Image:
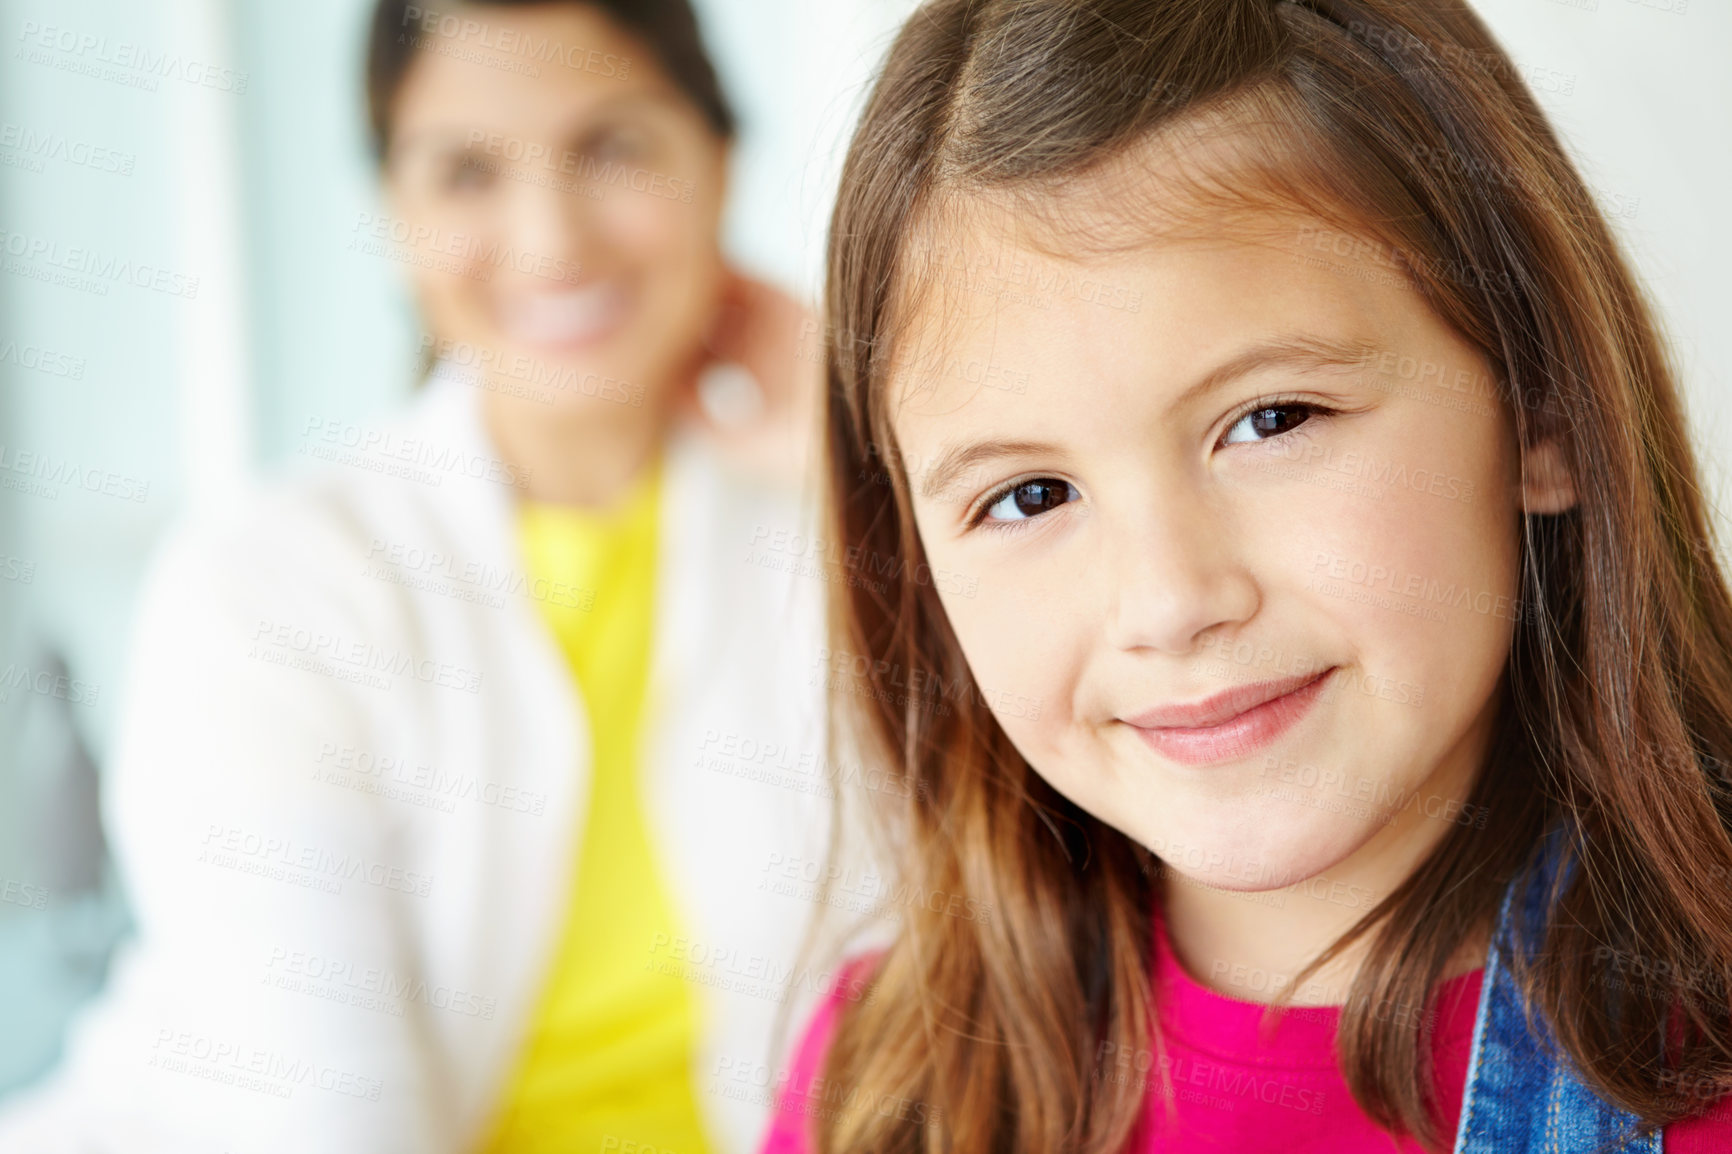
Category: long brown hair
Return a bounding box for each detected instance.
[812,1,1732,1150]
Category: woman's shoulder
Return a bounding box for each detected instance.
[139,471,417,630]
[169,470,380,557]
[149,386,508,618]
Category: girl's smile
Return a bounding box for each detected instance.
[1122,664,1338,767]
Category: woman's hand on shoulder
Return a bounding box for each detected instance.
[678,268,822,489]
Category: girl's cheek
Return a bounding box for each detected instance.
[940,573,1079,753]
[1307,450,1518,707]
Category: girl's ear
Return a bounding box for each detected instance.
[1521,437,1578,515]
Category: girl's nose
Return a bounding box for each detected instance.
[1102,497,1259,656]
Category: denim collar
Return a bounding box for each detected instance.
[1452,823,1661,1153]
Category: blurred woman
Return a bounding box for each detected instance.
[0,3,841,1152]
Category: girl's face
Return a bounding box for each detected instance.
[889,172,1571,897]
[382,3,728,412]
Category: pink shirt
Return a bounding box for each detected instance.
[762,916,1732,1152]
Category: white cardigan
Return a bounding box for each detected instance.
[0,374,864,1153]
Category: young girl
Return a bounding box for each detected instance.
[764,0,1732,1151]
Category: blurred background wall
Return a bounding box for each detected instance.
[0,0,1725,1097]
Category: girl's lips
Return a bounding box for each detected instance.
[1126,667,1337,767]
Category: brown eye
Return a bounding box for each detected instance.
[1222,402,1322,445]
[980,479,1077,525]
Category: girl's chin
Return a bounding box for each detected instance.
[1142,823,1369,889]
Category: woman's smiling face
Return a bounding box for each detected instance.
[887,165,1573,896]
[382,3,728,413]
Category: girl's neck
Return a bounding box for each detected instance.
[1159,831,1490,1008]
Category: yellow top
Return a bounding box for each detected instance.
[478,453,712,1154]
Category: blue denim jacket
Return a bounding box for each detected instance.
[1452,828,1662,1153]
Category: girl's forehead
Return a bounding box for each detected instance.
[884,189,1359,390]
[946,105,1335,242]
[875,118,1413,428]
[887,115,1368,344]
[877,208,1456,463]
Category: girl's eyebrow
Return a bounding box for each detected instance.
[1167,333,1380,412]
[914,333,1377,504]
[916,439,1068,502]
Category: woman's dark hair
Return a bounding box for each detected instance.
[364,0,736,163]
